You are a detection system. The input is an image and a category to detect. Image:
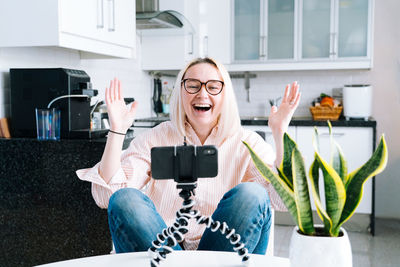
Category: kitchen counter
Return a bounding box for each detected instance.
[0,137,133,266]
[135,116,377,128]
[240,116,377,127]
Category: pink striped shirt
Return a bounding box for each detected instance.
[76,121,286,250]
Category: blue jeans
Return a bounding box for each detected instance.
[108,182,272,254]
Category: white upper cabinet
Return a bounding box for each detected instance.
[230,0,373,71]
[301,0,332,59]
[140,0,232,70]
[140,0,194,70]
[267,0,296,60]
[300,0,370,60]
[140,0,372,71]
[196,0,232,64]
[233,0,262,61]
[0,0,136,58]
[234,0,296,61]
[337,0,370,58]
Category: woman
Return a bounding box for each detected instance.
[76,57,300,254]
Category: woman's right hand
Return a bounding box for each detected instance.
[105,78,138,134]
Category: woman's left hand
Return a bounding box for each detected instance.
[268,81,301,136]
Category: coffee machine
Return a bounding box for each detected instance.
[10,68,108,139]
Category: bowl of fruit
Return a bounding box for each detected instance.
[309,93,343,121]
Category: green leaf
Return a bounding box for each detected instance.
[279,133,297,189]
[243,141,299,226]
[312,127,321,153]
[292,147,315,235]
[332,141,348,185]
[277,167,293,189]
[327,122,348,184]
[313,124,346,236]
[309,157,332,235]
[338,136,388,227]
[314,150,346,236]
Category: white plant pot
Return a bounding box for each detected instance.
[289,226,352,267]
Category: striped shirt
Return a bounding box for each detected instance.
[76,121,286,250]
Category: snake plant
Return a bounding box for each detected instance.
[243,122,388,237]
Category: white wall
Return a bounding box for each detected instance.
[369,0,400,219]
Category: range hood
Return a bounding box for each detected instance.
[136,0,189,30]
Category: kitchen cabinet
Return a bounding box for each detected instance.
[296,126,373,214]
[301,0,371,60]
[140,0,195,70]
[242,125,296,153]
[196,0,232,64]
[141,29,194,70]
[230,0,373,71]
[0,0,136,58]
[235,0,295,61]
[140,0,232,70]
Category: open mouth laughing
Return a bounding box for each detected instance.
[193,103,212,112]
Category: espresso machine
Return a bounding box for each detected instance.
[10,68,108,139]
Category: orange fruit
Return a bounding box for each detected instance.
[320,96,334,107]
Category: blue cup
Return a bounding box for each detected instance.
[35,108,61,140]
[162,103,170,114]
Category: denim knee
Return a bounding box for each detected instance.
[228,182,270,207]
[108,188,150,217]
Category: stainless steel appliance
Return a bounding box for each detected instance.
[136,0,186,29]
[10,68,108,139]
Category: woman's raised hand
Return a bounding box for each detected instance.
[105,78,138,134]
[268,81,301,135]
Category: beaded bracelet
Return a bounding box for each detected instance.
[109,130,126,136]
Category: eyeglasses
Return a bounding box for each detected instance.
[181,78,224,95]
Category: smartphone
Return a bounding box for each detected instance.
[151,145,218,183]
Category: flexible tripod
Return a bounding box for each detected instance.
[147,182,250,267]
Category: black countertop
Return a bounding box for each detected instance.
[240,116,376,127]
[135,116,376,128]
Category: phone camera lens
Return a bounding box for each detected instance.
[204,149,215,155]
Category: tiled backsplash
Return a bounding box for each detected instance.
[232,69,371,118]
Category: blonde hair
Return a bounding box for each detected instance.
[169,57,241,140]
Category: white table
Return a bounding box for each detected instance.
[37,251,290,267]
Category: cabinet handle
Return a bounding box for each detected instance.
[108,0,115,32]
[330,32,337,56]
[97,0,104,29]
[259,36,266,58]
[203,36,208,57]
[320,132,345,137]
[188,33,194,55]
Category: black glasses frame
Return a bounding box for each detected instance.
[181,78,224,95]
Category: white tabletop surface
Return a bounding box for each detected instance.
[36,251,290,267]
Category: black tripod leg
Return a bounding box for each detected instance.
[148,185,251,266]
[148,214,191,266]
[196,216,250,263]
